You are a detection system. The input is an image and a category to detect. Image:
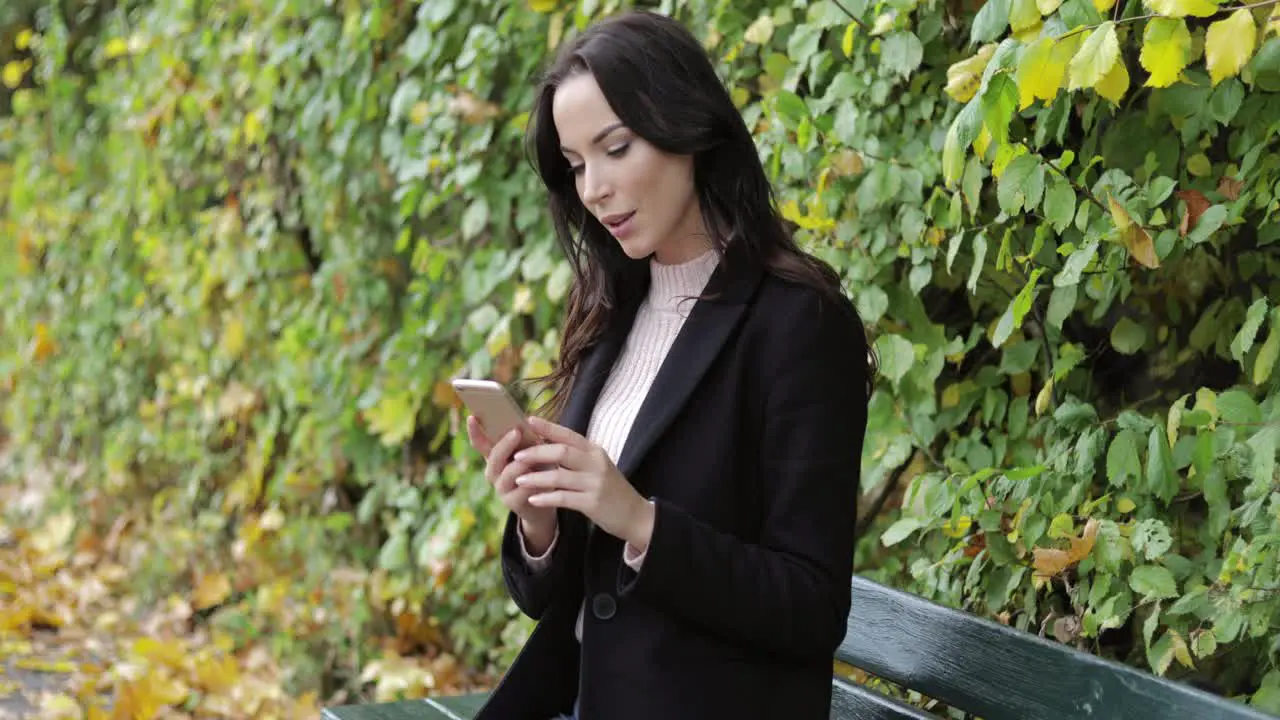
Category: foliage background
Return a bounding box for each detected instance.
[2,0,1280,713]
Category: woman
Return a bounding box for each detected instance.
[465,9,872,720]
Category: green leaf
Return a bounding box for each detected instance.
[378,531,411,572]
[1193,629,1217,659]
[1251,38,1280,92]
[882,517,923,546]
[998,154,1042,214]
[1254,311,1280,385]
[881,32,924,78]
[1068,22,1120,91]
[1047,284,1077,331]
[461,198,490,240]
[1055,240,1098,287]
[1048,512,1075,539]
[1130,565,1178,599]
[1107,429,1142,486]
[982,75,1019,149]
[1044,177,1076,232]
[1218,390,1261,424]
[1146,427,1178,503]
[1131,519,1173,560]
[1111,316,1147,355]
[774,90,810,128]
[876,334,916,384]
[968,231,989,294]
[971,0,1011,44]
[1230,298,1269,362]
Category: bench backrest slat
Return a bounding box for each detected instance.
[831,677,936,719]
[838,577,1273,720]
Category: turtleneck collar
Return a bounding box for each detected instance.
[647,247,720,314]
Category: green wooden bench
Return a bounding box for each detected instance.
[322,576,1277,719]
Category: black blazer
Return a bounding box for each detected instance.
[474,252,870,720]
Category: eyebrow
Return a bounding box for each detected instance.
[560,121,625,155]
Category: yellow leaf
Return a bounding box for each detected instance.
[1109,195,1159,268]
[1170,629,1196,669]
[1143,0,1219,17]
[410,101,429,125]
[1037,0,1063,14]
[872,13,895,35]
[1141,18,1192,88]
[104,37,130,58]
[547,10,565,50]
[1017,36,1079,109]
[2,60,29,89]
[1010,0,1041,32]
[363,391,418,446]
[15,658,78,673]
[942,516,972,538]
[942,383,962,408]
[132,637,188,670]
[843,23,858,57]
[193,652,240,693]
[38,693,82,719]
[16,29,33,50]
[219,317,246,358]
[1012,21,1043,43]
[1094,0,1117,12]
[1205,9,1258,85]
[193,572,231,611]
[744,15,775,44]
[243,110,265,144]
[528,0,557,11]
[1069,22,1121,91]
[1117,496,1136,513]
[945,44,996,103]
[1095,57,1130,103]
[1035,377,1054,415]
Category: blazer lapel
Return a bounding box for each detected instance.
[614,255,765,479]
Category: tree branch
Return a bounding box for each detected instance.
[830,0,869,30]
[855,454,914,539]
[1059,0,1280,41]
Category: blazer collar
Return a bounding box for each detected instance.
[559,249,766,479]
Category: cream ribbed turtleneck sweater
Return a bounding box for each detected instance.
[519,246,720,642]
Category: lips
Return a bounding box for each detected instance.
[600,211,635,228]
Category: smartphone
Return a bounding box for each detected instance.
[450,379,540,450]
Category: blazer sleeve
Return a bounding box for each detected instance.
[616,290,869,662]
[500,508,582,620]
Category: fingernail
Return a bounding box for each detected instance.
[515,475,527,485]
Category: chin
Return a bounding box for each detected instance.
[617,239,654,261]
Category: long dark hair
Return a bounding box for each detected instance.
[525,10,870,418]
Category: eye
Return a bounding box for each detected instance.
[606,142,630,158]
[567,164,584,177]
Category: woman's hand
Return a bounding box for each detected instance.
[513,416,656,551]
[465,416,558,547]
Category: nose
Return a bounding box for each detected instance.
[579,162,612,208]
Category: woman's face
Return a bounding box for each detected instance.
[551,72,709,265]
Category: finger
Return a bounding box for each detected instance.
[527,489,586,511]
[486,428,523,470]
[515,469,588,492]
[513,442,591,471]
[466,416,494,455]
[527,416,590,449]
[493,459,531,493]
